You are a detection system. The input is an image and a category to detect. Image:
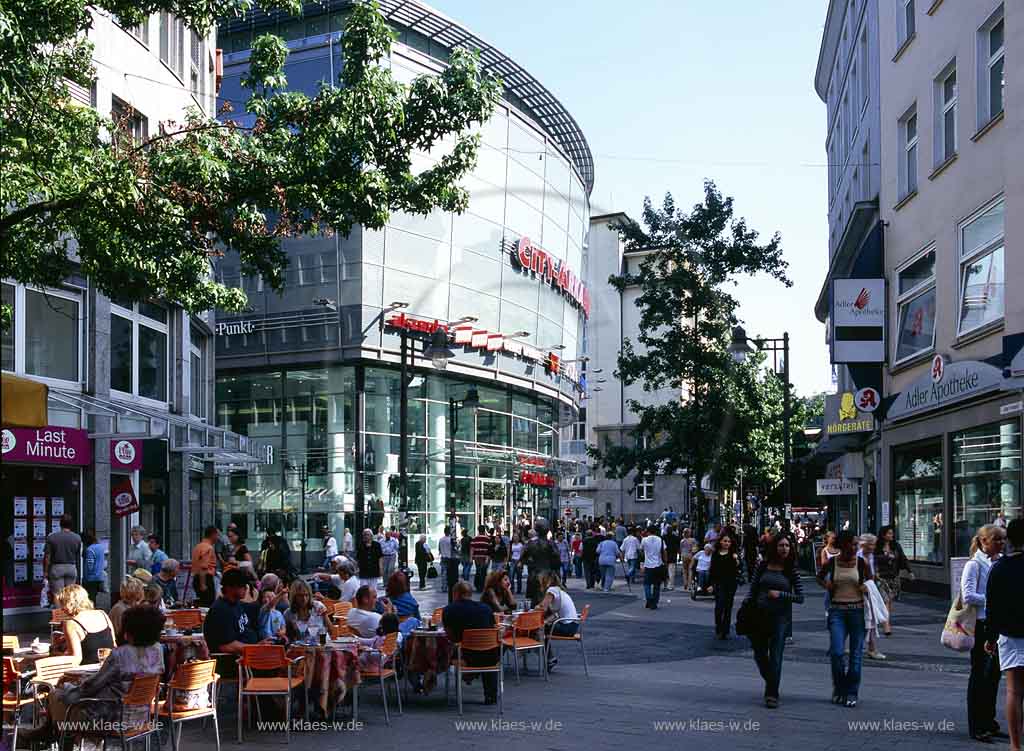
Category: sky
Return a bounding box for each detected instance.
[430,0,835,397]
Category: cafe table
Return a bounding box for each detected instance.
[287,639,361,717]
[402,627,451,695]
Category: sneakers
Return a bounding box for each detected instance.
[866,650,887,660]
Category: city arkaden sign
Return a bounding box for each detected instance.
[511,237,591,319]
[887,356,1003,421]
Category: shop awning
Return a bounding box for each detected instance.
[47,389,269,472]
[1,373,48,427]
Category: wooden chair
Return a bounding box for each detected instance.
[500,610,546,684]
[236,644,304,743]
[452,628,503,716]
[352,632,402,726]
[546,604,590,676]
[60,673,161,751]
[158,659,220,751]
[49,609,71,651]
[166,609,203,631]
[3,635,19,651]
[3,657,33,751]
[30,655,77,719]
[431,607,444,626]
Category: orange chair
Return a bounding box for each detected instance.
[159,659,220,751]
[3,657,33,751]
[452,628,503,716]
[166,609,204,631]
[60,673,161,751]
[236,644,304,743]
[500,610,546,684]
[352,632,402,726]
[546,604,590,676]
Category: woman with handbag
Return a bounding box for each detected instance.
[817,530,871,708]
[962,523,1007,743]
[876,525,913,635]
[746,533,804,708]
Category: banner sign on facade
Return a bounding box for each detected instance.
[510,237,591,318]
[831,279,885,363]
[824,392,875,435]
[110,439,143,471]
[887,357,1003,421]
[1,427,92,466]
[112,478,140,517]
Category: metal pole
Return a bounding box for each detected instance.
[399,332,409,515]
[782,332,792,519]
[449,398,457,520]
[299,464,307,573]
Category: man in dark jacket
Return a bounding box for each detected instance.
[521,519,560,606]
[443,581,499,704]
[582,529,601,589]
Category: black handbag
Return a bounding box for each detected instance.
[426,563,439,579]
[735,597,763,636]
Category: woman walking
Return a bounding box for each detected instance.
[818,531,839,571]
[413,534,432,591]
[679,529,698,590]
[963,523,1007,743]
[859,534,888,661]
[747,533,804,707]
[817,530,871,707]
[709,534,741,639]
[985,518,1024,751]
[510,533,525,594]
[875,525,913,635]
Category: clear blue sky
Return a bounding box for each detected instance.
[431,0,834,397]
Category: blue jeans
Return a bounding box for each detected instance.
[625,558,638,584]
[643,567,662,607]
[439,559,448,592]
[561,562,571,581]
[600,564,615,591]
[753,615,790,698]
[510,561,523,593]
[573,556,583,578]
[461,560,473,582]
[828,606,866,699]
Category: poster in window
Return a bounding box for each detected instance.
[14,519,28,538]
[14,541,28,560]
[32,497,47,517]
[51,520,61,534]
[32,562,45,581]
[14,497,28,516]
[51,497,64,516]
[33,541,46,560]
[14,563,28,583]
[33,520,47,538]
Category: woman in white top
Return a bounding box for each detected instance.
[510,533,525,595]
[536,572,579,673]
[640,525,667,610]
[962,523,1006,743]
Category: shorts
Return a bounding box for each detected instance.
[998,635,1024,671]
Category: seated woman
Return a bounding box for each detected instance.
[534,572,579,673]
[57,584,116,665]
[481,570,516,614]
[384,571,421,620]
[154,558,180,606]
[109,577,144,645]
[283,578,329,642]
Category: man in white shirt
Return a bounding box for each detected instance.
[322,526,338,566]
[620,530,641,585]
[347,585,392,637]
[437,527,455,594]
[704,523,721,545]
[640,526,667,609]
[341,528,354,554]
[380,532,398,583]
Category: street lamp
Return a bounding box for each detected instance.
[424,329,455,370]
[728,325,792,524]
[286,461,308,573]
[448,387,480,520]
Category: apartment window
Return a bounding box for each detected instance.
[0,283,82,383]
[898,0,915,48]
[159,13,185,78]
[895,247,936,363]
[110,301,169,402]
[935,64,957,164]
[190,29,204,101]
[636,476,655,502]
[958,197,1005,335]
[190,326,206,419]
[110,96,147,145]
[115,14,149,44]
[861,140,870,196]
[981,14,1005,124]
[899,107,918,198]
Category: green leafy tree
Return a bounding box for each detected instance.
[0,0,500,318]
[588,182,791,535]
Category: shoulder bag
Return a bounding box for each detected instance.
[940,561,977,652]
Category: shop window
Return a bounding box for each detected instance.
[1,283,82,384]
[110,301,168,402]
[958,197,1004,335]
[894,247,936,363]
[893,441,944,563]
[952,420,1021,557]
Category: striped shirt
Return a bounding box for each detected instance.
[471,535,492,560]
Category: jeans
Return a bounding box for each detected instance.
[753,615,790,698]
[600,564,615,591]
[828,606,866,699]
[561,562,571,582]
[439,559,448,592]
[444,558,459,603]
[381,555,397,584]
[573,556,583,578]
[473,559,489,592]
[584,560,598,589]
[696,570,710,590]
[461,560,473,582]
[714,584,737,637]
[625,558,638,584]
[643,567,663,607]
[967,619,1002,736]
[510,561,523,593]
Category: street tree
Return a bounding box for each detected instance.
[0,0,500,324]
[588,182,791,534]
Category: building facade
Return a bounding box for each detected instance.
[213,0,592,560]
[877,0,1021,591]
[1,11,264,628]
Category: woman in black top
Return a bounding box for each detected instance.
[747,534,804,707]
[875,525,913,635]
[709,534,741,639]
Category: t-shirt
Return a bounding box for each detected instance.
[597,539,619,566]
[191,540,217,576]
[511,542,524,562]
[694,551,713,572]
[663,532,681,558]
[704,529,720,543]
[546,586,578,621]
[347,607,382,637]
[203,597,259,653]
[471,534,492,560]
[620,536,641,560]
[324,536,338,558]
[438,535,454,559]
[381,538,399,557]
[640,535,665,569]
[45,529,82,565]
[149,548,168,574]
[339,576,360,602]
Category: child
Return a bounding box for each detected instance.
[258,588,287,641]
[357,613,400,672]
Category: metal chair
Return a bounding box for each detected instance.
[3,657,33,751]
[158,659,220,751]
[236,644,304,743]
[452,628,503,716]
[29,655,77,721]
[500,610,546,684]
[61,673,161,751]
[546,604,590,676]
[352,632,402,726]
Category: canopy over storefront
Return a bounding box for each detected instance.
[1,373,48,427]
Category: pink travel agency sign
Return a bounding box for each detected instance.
[1,426,93,466]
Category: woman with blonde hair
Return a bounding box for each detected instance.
[283,578,328,642]
[963,523,1007,743]
[109,577,144,644]
[858,534,889,661]
[56,584,115,665]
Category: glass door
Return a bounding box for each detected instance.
[480,478,507,530]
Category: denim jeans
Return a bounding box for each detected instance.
[439,559,448,592]
[828,606,866,699]
[511,561,523,593]
[643,567,662,607]
[573,556,583,578]
[461,560,473,582]
[561,562,572,581]
[600,564,615,591]
[753,615,790,698]
[625,558,638,584]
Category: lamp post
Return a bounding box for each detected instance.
[286,461,308,572]
[729,326,792,523]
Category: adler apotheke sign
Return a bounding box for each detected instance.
[887,356,1003,421]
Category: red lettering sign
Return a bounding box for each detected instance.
[513,237,590,319]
